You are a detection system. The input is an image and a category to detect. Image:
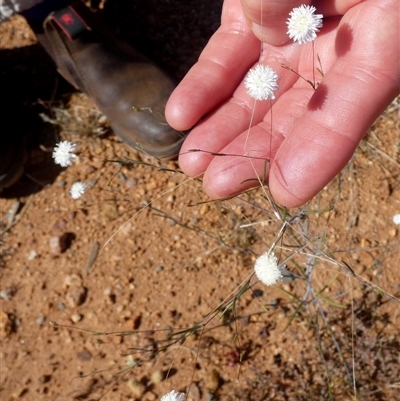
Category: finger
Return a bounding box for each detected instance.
[166,0,260,131]
[241,0,363,45]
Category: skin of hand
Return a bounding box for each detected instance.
[166,0,399,207]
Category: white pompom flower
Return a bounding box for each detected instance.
[52,140,77,167]
[286,4,323,44]
[254,251,282,286]
[393,214,400,225]
[160,390,185,401]
[244,64,279,101]
[70,181,87,199]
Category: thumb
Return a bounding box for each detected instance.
[240,0,311,45]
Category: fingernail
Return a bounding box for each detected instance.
[251,23,266,41]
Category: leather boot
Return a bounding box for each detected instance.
[28,1,185,158]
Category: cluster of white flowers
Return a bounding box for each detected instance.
[52,140,77,167]
[52,140,87,199]
[244,5,323,100]
[160,390,185,401]
[244,64,279,101]
[286,4,323,44]
[69,181,87,199]
[393,214,400,225]
[254,251,282,286]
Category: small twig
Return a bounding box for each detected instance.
[364,141,400,167]
[0,195,34,236]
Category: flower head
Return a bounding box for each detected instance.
[52,141,76,167]
[286,5,323,44]
[70,181,87,199]
[254,251,282,286]
[160,390,185,401]
[393,214,400,225]
[244,64,279,101]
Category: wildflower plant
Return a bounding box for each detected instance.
[254,250,282,286]
[52,140,77,167]
[286,4,323,45]
[244,64,279,101]
[282,4,325,89]
[69,181,87,199]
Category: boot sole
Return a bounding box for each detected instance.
[111,124,185,160]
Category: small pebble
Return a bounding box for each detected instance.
[52,219,67,232]
[150,370,164,384]
[63,274,83,289]
[49,234,69,254]
[65,287,87,307]
[56,180,66,188]
[187,382,201,400]
[101,202,119,221]
[127,379,146,398]
[200,204,209,216]
[27,250,38,260]
[206,392,216,401]
[36,316,46,325]
[126,177,137,189]
[0,311,12,339]
[77,349,93,361]
[206,369,220,393]
[70,313,82,323]
[145,392,156,401]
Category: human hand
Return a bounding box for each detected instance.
[166,0,399,207]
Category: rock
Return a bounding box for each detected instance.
[127,379,146,399]
[27,250,38,260]
[101,201,119,221]
[166,218,176,226]
[52,219,67,232]
[150,370,164,384]
[36,316,46,325]
[205,369,221,393]
[200,204,209,216]
[70,313,82,323]
[77,349,93,361]
[49,233,71,254]
[63,274,83,289]
[126,177,137,189]
[0,311,12,339]
[143,392,156,400]
[187,382,201,400]
[65,286,87,307]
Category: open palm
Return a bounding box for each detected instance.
[166,0,399,207]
